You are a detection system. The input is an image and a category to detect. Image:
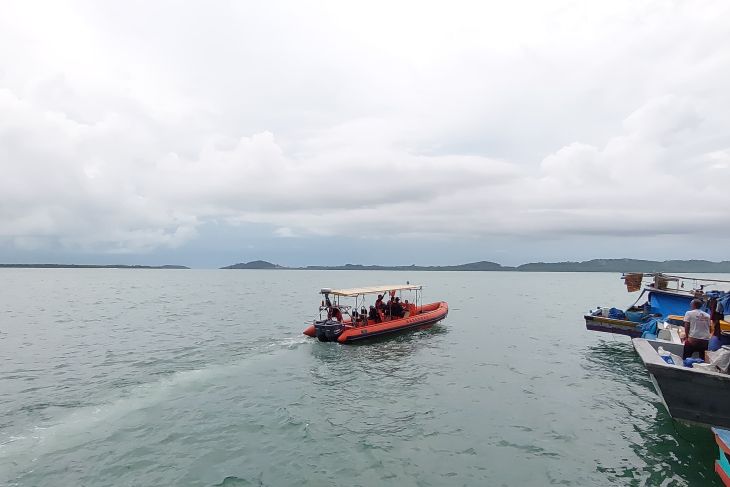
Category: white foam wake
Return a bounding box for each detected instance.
[0,334,310,480]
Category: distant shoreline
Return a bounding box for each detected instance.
[221,259,730,273]
[0,264,189,269]
[5,258,730,273]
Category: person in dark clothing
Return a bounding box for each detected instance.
[708,297,730,350]
[391,297,405,318]
[375,294,385,311]
[368,305,381,323]
[330,306,343,322]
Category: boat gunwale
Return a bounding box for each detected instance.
[339,313,447,342]
[633,338,730,379]
[633,338,730,429]
[338,301,448,343]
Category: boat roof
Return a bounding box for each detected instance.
[322,284,422,297]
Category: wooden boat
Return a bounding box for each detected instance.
[632,338,730,428]
[302,284,448,343]
[712,427,730,486]
[585,273,730,339]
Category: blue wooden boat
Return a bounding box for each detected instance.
[585,273,702,339]
[713,427,730,486]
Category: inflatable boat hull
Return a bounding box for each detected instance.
[303,301,448,343]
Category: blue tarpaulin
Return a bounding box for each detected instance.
[648,291,693,318]
[639,317,660,339]
[608,308,626,320]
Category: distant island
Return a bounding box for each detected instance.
[0,264,189,269]
[221,259,730,273]
[5,258,730,273]
[221,260,284,269]
[221,260,506,271]
[514,259,730,273]
[300,261,508,271]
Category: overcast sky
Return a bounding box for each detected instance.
[1,1,729,267]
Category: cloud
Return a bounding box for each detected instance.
[1,0,730,256]
[274,227,297,238]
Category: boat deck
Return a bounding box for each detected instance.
[633,338,730,428]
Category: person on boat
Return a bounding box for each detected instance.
[330,306,343,322]
[385,292,399,315]
[709,297,730,351]
[375,294,385,311]
[368,305,381,323]
[391,297,405,318]
[710,297,722,351]
[683,299,711,359]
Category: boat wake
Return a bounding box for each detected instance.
[0,334,310,482]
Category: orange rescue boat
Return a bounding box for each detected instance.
[303,284,448,343]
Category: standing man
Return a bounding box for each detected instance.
[683,299,711,359]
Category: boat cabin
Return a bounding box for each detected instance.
[319,284,423,326]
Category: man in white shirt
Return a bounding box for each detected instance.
[683,299,711,359]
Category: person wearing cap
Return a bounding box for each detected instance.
[683,298,711,359]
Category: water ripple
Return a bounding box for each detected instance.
[0,270,725,486]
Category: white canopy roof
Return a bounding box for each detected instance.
[322,284,422,297]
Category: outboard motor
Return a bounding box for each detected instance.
[314,319,344,342]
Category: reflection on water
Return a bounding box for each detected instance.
[583,341,650,385]
[584,340,720,486]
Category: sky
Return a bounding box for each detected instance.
[1,0,730,268]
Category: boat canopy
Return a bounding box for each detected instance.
[322,284,422,297]
[648,290,695,317]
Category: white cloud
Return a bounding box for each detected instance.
[1,0,730,255]
[274,227,297,238]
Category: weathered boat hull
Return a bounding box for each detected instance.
[586,287,696,338]
[633,338,730,428]
[303,301,448,343]
[584,315,644,338]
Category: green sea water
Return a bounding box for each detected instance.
[0,270,722,486]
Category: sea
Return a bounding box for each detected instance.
[0,269,723,486]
